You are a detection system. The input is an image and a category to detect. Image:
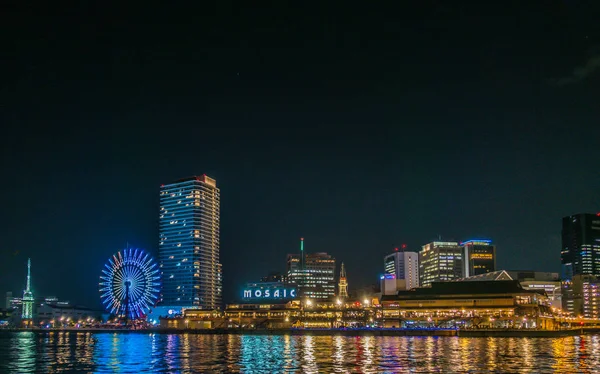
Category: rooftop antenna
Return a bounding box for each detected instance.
[300,237,304,271]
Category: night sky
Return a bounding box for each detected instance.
[2,1,599,309]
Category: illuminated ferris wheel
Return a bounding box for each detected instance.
[99,248,160,320]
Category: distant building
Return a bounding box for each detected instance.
[384,249,419,290]
[5,292,12,310]
[287,252,336,299]
[461,239,496,277]
[159,175,222,311]
[561,213,600,280]
[419,242,463,287]
[261,272,287,283]
[562,274,600,317]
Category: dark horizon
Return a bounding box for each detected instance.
[2,1,599,310]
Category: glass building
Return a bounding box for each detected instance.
[419,242,463,287]
[159,175,221,310]
[287,252,336,299]
[561,213,600,280]
[461,239,496,277]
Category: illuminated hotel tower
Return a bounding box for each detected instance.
[159,175,221,310]
[338,262,348,298]
[21,258,33,324]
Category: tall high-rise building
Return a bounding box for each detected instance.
[159,175,221,310]
[384,249,419,290]
[22,258,33,324]
[287,249,336,299]
[419,242,463,287]
[561,213,600,280]
[461,239,496,277]
[5,291,12,310]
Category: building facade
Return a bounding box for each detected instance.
[562,274,600,318]
[561,213,600,280]
[419,242,463,287]
[384,249,419,290]
[287,252,336,299]
[461,239,496,277]
[159,175,221,310]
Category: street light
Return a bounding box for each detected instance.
[363,299,370,306]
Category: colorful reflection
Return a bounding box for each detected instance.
[0,332,599,372]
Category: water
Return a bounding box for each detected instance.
[0,332,599,373]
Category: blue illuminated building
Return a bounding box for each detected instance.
[159,175,222,311]
[561,213,600,280]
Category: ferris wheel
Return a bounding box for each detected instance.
[99,248,160,320]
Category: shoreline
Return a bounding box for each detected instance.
[1,327,597,337]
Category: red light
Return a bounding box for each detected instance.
[401,244,407,249]
[597,213,600,216]
[301,237,304,241]
[394,247,398,251]
[160,184,164,187]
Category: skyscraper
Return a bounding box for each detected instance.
[22,258,33,324]
[419,241,463,287]
[159,175,221,310]
[384,249,419,290]
[461,239,496,277]
[287,248,336,299]
[561,213,600,280]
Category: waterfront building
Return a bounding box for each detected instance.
[419,242,463,287]
[338,262,348,298]
[21,258,34,326]
[287,250,336,299]
[159,175,221,311]
[384,248,419,291]
[461,239,496,277]
[561,213,600,280]
[241,281,297,301]
[380,280,556,329]
[456,270,562,309]
[36,302,103,326]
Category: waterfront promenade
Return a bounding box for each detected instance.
[3,326,599,337]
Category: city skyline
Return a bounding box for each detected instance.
[2,1,599,310]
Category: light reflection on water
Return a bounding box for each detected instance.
[0,332,599,373]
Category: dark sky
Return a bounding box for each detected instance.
[2,1,599,309]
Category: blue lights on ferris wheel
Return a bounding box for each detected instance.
[99,248,160,320]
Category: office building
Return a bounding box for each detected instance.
[383,249,419,290]
[561,213,600,280]
[261,272,287,283]
[159,175,221,310]
[419,241,463,287]
[287,252,336,299]
[461,239,496,277]
[5,292,12,310]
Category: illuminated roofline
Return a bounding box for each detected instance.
[461,239,492,246]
